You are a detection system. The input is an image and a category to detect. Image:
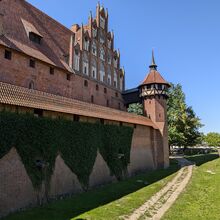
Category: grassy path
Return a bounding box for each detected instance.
[162,154,220,220]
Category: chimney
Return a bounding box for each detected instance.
[0,13,4,36]
[69,34,74,69]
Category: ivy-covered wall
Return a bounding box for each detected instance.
[0,111,133,191]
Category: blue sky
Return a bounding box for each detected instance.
[27,0,220,134]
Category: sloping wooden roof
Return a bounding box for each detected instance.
[141,70,170,86]
[0,82,158,129]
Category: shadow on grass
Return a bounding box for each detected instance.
[185,154,219,166]
[3,160,180,220]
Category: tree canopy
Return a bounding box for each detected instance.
[167,83,203,147]
[204,132,220,146]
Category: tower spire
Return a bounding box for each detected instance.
[149,50,157,70]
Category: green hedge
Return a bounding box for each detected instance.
[0,111,133,191]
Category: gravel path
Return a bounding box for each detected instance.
[123,157,194,220]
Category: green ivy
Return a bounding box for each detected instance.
[0,111,133,192]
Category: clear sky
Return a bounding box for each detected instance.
[27,0,220,134]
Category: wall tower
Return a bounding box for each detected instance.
[139,51,170,168]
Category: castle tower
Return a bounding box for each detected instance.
[139,51,170,168]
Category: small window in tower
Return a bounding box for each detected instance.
[66,74,71,81]
[114,81,117,87]
[29,81,35,89]
[84,80,88,87]
[158,84,162,90]
[115,92,118,97]
[4,50,12,60]
[104,88,107,94]
[96,84,99,91]
[106,99,109,107]
[29,59,35,68]
[29,32,42,44]
[147,85,151,90]
[159,113,161,118]
[50,67,54,75]
[91,95,94,103]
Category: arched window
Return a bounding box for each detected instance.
[91,57,97,79]
[107,52,112,64]
[83,52,89,75]
[100,47,105,61]
[74,49,80,71]
[100,62,105,82]
[84,37,89,51]
[100,16,105,29]
[107,66,111,85]
[120,74,123,90]
[114,56,118,68]
[92,41,97,56]
[114,70,117,88]
[29,81,34,89]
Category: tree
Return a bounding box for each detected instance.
[127,103,143,115]
[167,83,203,148]
[204,132,220,146]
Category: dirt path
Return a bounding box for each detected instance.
[123,157,194,220]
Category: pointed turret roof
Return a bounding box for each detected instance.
[140,51,170,87]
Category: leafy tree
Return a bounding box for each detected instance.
[127,103,143,115]
[204,132,220,146]
[167,83,203,148]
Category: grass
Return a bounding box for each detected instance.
[3,160,179,220]
[162,154,220,220]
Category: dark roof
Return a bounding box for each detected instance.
[0,82,158,129]
[0,0,73,72]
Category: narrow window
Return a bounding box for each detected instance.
[114,81,116,87]
[84,80,88,87]
[29,59,35,68]
[96,84,99,91]
[73,114,80,122]
[104,88,107,94]
[4,50,12,60]
[91,95,94,103]
[29,81,34,89]
[106,99,109,107]
[118,102,121,110]
[115,92,118,97]
[66,74,70,81]
[100,119,104,124]
[84,66,87,74]
[50,67,54,75]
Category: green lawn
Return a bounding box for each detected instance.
[163,154,220,220]
[3,160,179,220]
